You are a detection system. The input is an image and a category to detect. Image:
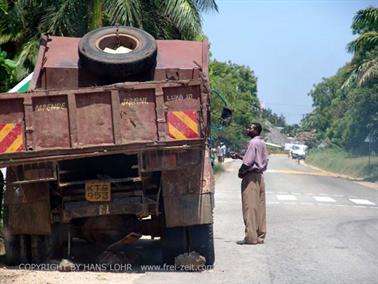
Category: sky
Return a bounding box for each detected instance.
[202,0,377,124]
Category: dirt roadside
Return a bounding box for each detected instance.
[0,265,142,284]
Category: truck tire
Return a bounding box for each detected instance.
[161,226,188,265]
[78,26,157,78]
[188,224,215,266]
[3,206,21,265]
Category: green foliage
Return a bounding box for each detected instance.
[0,0,218,81]
[344,7,378,88]
[0,48,17,91]
[282,124,300,137]
[301,7,378,154]
[261,108,286,127]
[209,59,260,150]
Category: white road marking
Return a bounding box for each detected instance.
[267,201,280,205]
[335,204,347,207]
[333,195,344,197]
[313,196,336,203]
[300,202,315,206]
[353,205,367,208]
[349,199,376,205]
[277,194,298,201]
[283,202,297,205]
[277,191,289,194]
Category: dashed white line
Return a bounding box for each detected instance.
[267,201,280,205]
[313,196,336,203]
[300,202,315,206]
[277,194,298,201]
[349,199,376,205]
[353,205,367,208]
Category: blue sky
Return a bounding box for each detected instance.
[203,0,377,124]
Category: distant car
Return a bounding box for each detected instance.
[290,144,308,160]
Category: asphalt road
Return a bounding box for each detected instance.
[1,155,377,284]
[133,155,378,284]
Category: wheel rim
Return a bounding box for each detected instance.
[95,34,140,54]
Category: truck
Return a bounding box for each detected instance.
[0,26,229,266]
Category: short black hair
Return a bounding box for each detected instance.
[251,122,262,135]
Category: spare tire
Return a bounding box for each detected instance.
[78,26,157,78]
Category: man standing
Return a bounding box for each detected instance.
[221,143,227,160]
[231,122,268,245]
[217,143,224,163]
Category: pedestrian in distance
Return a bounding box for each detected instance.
[217,143,224,163]
[221,143,227,161]
[231,122,269,245]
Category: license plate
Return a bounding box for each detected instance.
[85,182,111,202]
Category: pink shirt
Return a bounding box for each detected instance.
[242,136,269,172]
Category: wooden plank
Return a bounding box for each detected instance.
[23,96,34,150]
[111,89,122,144]
[67,92,78,148]
[155,87,167,141]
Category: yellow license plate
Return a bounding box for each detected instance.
[85,182,111,202]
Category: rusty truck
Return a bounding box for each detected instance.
[0,26,228,266]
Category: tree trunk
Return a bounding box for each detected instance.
[88,0,103,31]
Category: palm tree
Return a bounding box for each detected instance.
[0,0,218,80]
[343,7,378,88]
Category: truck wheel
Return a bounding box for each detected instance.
[188,224,215,266]
[3,206,21,265]
[78,26,157,78]
[30,224,67,263]
[161,226,188,264]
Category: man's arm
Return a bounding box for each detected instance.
[230,152,243,160]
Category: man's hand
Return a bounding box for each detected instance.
[230,152,243,160]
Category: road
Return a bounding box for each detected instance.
[133,155,378,284]
[1,155,377,283]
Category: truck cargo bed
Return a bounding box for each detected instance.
[0,79,206,167]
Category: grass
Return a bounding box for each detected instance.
[306,148,378,182]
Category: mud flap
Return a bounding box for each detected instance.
[5,182,51,235]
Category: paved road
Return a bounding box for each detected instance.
[133,155,378,284]
[1,155,377,284]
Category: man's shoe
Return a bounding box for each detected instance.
[236,240,258,245]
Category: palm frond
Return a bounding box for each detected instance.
[192,0,218,12]
[342,57,378,88]
[351,7,378,35]
[40,0,83,36]
[341,69,357,90]
[158,0,202,39]
[104,0,142,27]
[16,38,39,67]
[0,0,8,14]
[0,33,12,45]
[347,31,378,53]
[356,57,378,86]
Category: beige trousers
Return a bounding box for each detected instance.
[241,172,266,243]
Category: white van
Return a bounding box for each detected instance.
[290,144,308,159]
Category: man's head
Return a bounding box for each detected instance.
[246,122,262,138]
